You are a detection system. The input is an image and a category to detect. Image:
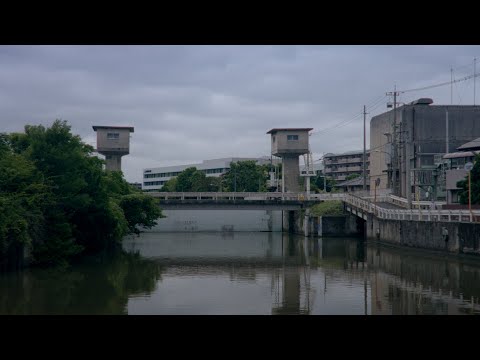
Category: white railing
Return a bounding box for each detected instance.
[150,192,309,201]
[344,193,479,223]
[388,194,446,210]
[148,191,348,201]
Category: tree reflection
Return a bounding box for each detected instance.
[0,249,164,315]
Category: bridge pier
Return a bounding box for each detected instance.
[282,210,303,235]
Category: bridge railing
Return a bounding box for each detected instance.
[387,194,447,210]
[148,191,351,202]
[148,192,325,201]
[344,192,480,223]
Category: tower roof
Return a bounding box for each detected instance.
[266,128,313,134]
[93,126,134,132]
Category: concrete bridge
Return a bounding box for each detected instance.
[343,193,480,223]
[148,191,343,210]
[148,191,480,223]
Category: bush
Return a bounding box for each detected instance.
[310,201,344,216]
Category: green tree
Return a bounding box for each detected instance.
[222,161,268,192]
[160,167,222,192]
[159,177,178,192]
[0,138,51,269]
[176,167,200,192]
[457,154,480,205]
[1,120,164,267]
[314,174,336,192]
[119,194,162,235]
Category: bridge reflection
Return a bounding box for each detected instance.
[123,232,480,315]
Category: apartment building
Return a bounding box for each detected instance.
[323,150,370,182]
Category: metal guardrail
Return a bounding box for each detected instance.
[388,194,446,210]
[150,192,307,201]
[148,192,347,201]
[344,193,479,223]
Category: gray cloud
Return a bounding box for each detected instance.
[1,45,479,182]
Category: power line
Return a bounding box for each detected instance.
[399,71,480,94]
[313,95,387,136]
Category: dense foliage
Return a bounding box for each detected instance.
[222,160,268,192]
[310,201,344,216]
[0,120,162,268]
[457,154,480,205]
[159,167,222,192]
[312,174,336,192]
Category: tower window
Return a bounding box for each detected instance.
[287,135,298,141]
[107,133,120,139]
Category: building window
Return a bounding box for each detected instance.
[107,133,120,139]
[287,135,299,141]
[273,135,276,143]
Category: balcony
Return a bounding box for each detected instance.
[324,157,368,165]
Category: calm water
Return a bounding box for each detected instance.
[1,232,480,315]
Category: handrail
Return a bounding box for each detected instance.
[343,192,479,223]
[149,191,348,201]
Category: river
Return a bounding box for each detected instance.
[1,232,479,315]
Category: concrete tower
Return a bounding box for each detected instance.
[92,125,134,171]
[267,128,313,193]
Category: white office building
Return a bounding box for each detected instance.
[143,157,278,191]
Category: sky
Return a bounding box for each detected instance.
[1,45,479,183]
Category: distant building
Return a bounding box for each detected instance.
[323,150,370,182]
[129,182,142,190]
[370,98,480,204]
[143,157,277,191]
[443,137,480,204]
[334,176,370,193]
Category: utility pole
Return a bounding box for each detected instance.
[363,105,368,192]
[446,108,449,154]
[386,87,399,195]
[474,58,477,106]
[451,67,453,105]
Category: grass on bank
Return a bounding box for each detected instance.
[310,201,344,216]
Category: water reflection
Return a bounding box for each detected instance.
[1,232,480,314]
[0,250,164,315]
[368,244,480,315]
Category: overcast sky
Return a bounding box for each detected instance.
[1,45,479,182]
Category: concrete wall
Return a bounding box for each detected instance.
[147,209,283,232]
[370,110,394,194]
[271,130,309,155]
[282,210,303,234]
[105,154,122,172]
[283,155,301,192]
[317,215,362,237]
[96,128,131,155]
[370,104,480,198]
[366,216,480,256]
